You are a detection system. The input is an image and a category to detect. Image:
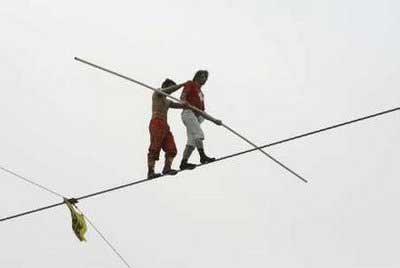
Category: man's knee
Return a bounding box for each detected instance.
[187,136,196,147]
[166,148,177,158]
[164,141,177,159]
[148,149,161,161]
[194,138,204,149]
[149,134,164,161]
[194,132,205,141]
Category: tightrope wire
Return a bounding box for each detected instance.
[1,105,399,223]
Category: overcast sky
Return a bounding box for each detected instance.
[1,0,400,267]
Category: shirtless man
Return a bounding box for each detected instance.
[147,79,187,179]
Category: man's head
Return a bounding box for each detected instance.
[162,78,176,89]
[193,70,208,85]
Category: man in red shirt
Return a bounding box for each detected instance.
[179,70,222,170]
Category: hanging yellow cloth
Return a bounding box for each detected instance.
[65,199,87,242]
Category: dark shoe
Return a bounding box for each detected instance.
[147,172,162,179]
[162,168,179,176]
[179,160,197,170]
[200,155,216,164]
[198,148,216,164]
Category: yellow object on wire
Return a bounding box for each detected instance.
[65,199,87,242]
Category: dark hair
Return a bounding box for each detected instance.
[193,70,208,81]
[161,78,176,88]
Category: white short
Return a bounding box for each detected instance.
[181,109,204,146]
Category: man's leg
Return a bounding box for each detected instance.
[180,110,198,170]
[180,145,196,170]
[147,119,166,179]
[161,129,179,175]
[195,116,216,164]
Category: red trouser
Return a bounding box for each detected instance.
[148,118,177,161]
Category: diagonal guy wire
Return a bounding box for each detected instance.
[0,167,133,268]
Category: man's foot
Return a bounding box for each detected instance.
[198,148,216,164]
[179,160,197,170]
[162,168,179,176]
[200,155,216,164]
[147,172,162,179]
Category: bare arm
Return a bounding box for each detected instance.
[169,102,185,109]
[161,82,185,94]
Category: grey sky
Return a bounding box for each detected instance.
[1,0,399,267]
